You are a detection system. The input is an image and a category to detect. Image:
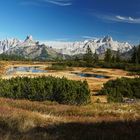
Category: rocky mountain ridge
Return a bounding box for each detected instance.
[0,35,133,59]
[45,36,132,55]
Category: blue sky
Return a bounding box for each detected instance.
[0,0,140,44]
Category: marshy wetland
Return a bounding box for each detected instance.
[0,61,139,140]
[2,61,134,96]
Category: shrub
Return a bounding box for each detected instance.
[99,77,140,102]
[0,76,91,105]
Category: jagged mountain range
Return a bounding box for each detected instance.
[45,36,132,56]
[2,36,62,60]
[0,35,133,59]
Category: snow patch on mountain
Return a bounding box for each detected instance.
[0,38,21,54]
[0,36,133,57]
[44,36,132,55]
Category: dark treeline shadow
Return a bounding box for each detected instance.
[0,120,140,140]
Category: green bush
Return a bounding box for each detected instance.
[0,76,91,105]
[99,77,140,102]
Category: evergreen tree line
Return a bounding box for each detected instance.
[57,46,121,67]
[83,46,99,66]
[0,76,90,105]
[56,45,140,72]
[83,45,140,64]
[99,77,140,102]
[131,45,140,64]
[0,54,27,61]
[80,46,122,65]
[104,49,121,63]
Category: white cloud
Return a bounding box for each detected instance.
[44,0,72,6]
[91,11,140,24]
[104,15,140,24]
[115,15,140,23]
[82,36,98,40]
[20,0,72,7]
[116,15,126,20]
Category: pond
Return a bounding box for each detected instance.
[6,66,48,75]
[72,72,110,79]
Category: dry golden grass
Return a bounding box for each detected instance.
[0,105,61,133]
[0,97,140,140]
[0,97,140,123]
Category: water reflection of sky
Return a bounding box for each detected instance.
[6,66,47,75]
[72,72,110,79]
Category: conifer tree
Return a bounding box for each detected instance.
[111,55,116,63]
[93,51,99,63]
[131,46,138,64]
[104,48,112,62]
[137,45,140,63]
[116,50,121,62]
[83,45,94,64]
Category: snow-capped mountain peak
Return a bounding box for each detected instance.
[45,36,133,55]
[0,36,133,58]
[25,35,33,42]
[102,36,113,42]
[21,35,37,47]
[0,38,21,53]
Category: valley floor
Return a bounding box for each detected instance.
[0,61,139,140]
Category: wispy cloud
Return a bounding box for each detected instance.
[108,15,140,24]
[44,0,72,6]
[20,0,72,7]
[91,11,140,24]
[82,36,98,40]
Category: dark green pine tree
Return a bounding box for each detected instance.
[111,55,116,63]
[74,56,80,61]
[131,46,138,64]
[104,48,112,62]
[116,50,121,62]
[83,45,94,64]
[137,45,140,64]
[93,51,99,63]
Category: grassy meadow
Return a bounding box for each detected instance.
[0,61,140,140]
[0,98,140,140]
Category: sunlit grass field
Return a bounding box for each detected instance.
[0,97,140,140]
